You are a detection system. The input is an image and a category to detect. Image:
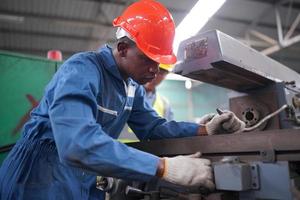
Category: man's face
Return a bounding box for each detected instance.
[144,69,168,92]
[119,42,159,85]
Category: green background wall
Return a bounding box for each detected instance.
[119,79,231,141]
[0,51,60,163]
[157,79,230,122]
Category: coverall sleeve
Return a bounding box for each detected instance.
[127,86,199,140]
[48,53,159,182]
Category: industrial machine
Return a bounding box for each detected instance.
[98,30,300,200]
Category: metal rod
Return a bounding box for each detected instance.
[275,6,284,45]
[249,30,277,45]
[284,13,300,40]
[244,104,288,132]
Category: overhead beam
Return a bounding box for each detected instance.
[275,6,284,44]
[241,0,296,37]
[83,0,125,5]
[0,10,111,28]
[215,15,300,32]
[0,6,297,32]
[82,0,134,5]
[249,30,278,45]
[0,28,106,42]
[243,0,300,9]
[284,13,300,39]
[1,46,78,58]
[261,34,300,55]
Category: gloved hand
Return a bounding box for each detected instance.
[161,152,215,189]
[206,111,245,135]
[222,111,245,133]
[197,113,216,125]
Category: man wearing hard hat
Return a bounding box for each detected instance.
[0,0,245,199]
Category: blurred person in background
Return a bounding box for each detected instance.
[144,64,174,121]
[119,64,174,141]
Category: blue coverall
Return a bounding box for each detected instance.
[0,45,199,199]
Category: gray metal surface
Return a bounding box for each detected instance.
[213,160,294,199]
[239,162,293,200]
[128,131,300,200]
[174,30,300,91]
[214,163,254,191]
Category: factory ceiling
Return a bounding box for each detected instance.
[0,0,299,73]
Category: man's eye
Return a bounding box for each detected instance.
[139,56,150,63]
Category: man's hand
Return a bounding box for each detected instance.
[197,113,216,125]
[157,152,215,189]
[205,111,245,135]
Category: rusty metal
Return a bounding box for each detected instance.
[229,89,280,131]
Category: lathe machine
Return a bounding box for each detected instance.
[99,30,300,200]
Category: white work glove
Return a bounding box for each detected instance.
[162,152,215,189]
[197,113,216,125]
[206,111,245,135]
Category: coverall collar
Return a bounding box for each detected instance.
[98,44,134,86]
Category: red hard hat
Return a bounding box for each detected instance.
[113,0,177,64]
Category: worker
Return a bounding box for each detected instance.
[0,0,245,199]
[144,63,174,121]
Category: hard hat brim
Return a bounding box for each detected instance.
[143,49,177,65]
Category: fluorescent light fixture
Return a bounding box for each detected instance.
[173,0,226,54]
[0,14,24,23]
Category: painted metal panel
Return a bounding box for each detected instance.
[0,51,60,164]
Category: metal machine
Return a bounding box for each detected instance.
[99,30,300,200]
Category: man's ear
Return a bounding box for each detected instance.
[117,42,128,57]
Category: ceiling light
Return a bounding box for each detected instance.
[173,0,226,54]
[185,80,192,90]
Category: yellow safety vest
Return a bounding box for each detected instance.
[124,93,166,137]
[153,93,165,118]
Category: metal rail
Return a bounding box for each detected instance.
[128,129,300,162]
